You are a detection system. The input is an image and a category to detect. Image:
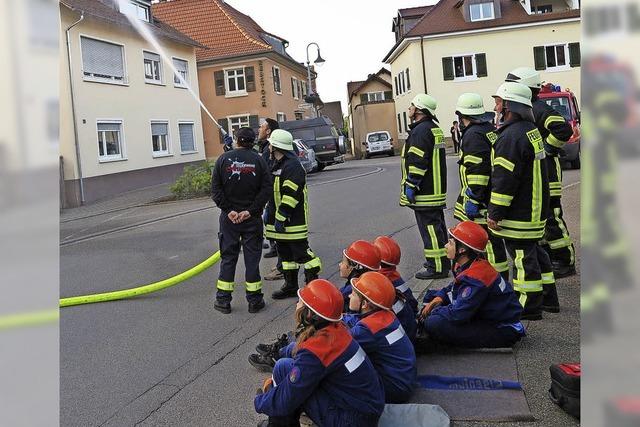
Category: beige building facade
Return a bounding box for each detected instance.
[59,1,205,207]
[347,69,399,158]
[384,0,581,143]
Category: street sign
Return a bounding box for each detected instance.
[298,103,313,109]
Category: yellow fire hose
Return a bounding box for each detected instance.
[59,251,221,308]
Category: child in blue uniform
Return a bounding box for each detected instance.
[254,279,385,427]
[373,236,419,342]
[343,272,416,403]
[418,221,525,348]
[338,240,382,308]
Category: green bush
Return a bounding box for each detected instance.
[170,160,215,199]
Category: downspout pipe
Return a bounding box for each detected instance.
[421,37,428,94]
[66,11,85,205]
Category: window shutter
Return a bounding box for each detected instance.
[442,57,454,81]
[81,36,124,78]
[394,76,399,95]
[272,67,277,91]
[360,94,368,104]
[384,90,392,100]
[151,122,167,135]
[406,68,411,90]
[397,114,402,133]
[214,71,225,96]
[245,66,256,92]
[533,46,547,70]
[568,42,581,67]
[144,51,160,62]
[219,118,228,141]
[179,123,195,152]
[475,53,487,77]
[291,77,296,97]
[283,114,287,121]
[400,71,405,93]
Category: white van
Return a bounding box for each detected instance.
[363,131,394,158]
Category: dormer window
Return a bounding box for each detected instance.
[470,2,495,21]
[120,1,150,22]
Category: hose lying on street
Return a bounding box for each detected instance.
[59,251,221,308]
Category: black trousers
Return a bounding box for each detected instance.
[217,214,263,303]
[484,225,509,276]
[504,239,555,307]
[414,209,450,273]
[542,200,576,267]
[276,239,321,280]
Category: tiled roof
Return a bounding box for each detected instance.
[398,5,434,17]
[60,0,203,48]
[348,68,392,99]
[152,0,275,62]
[347,80,366,98]
[406,0,580,38]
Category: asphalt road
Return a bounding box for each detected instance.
[60,155,580,426]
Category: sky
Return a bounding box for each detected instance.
[226,0,438,115]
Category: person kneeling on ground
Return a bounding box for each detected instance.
[344,271,416,403]
[418,221,525,349]
[373,236,419,342]
[254,279,385,427]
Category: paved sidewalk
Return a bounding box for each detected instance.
[60,183,173,222]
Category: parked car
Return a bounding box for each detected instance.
[280,117,346,171]
[363,131,394,158]
[538,83,581,169]
[293,139,318,173]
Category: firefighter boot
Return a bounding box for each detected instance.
[303,268,320,285]
[542,283,560,313]
[272,270,299,299]
[256,334,289,356]
[519,291,543,321]
[552,261,576,279]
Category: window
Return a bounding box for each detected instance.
[277,112,287,122]
[151,121,170,156]
[173,58,189,87]
[225,68,246,95]
[397,113,402,133]
[144,51,162,84]
[97,121,124,161]
[470,2,495,21]
[366,92,385,102]
[403,112,408,133]
[292,77,299,99]
[273,66,282,94]
[543,97,572,120]
[454,55,475,79]
[532,4,552,14]
[394,76,399,96]
[295,111,304,121]
[406,68,411,91]
[119,1,150,22]
[228,115,250,134]
[178,122,196,153]
[400,71,406,93]
[443,53,487,81]
[81,36,126,84]
[301,82,307,98]
[545,44,569,70]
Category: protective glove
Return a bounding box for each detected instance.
[404,185,417,204]
[223,134,233,152]
[274,220,286,233]
[464,199,481,219]
[262,210,269,224]
[544,142,561,157]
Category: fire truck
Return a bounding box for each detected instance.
[538,83,581,169]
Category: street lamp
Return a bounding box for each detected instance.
[305,42,325,117]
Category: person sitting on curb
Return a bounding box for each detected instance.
[254,279,385,427]
[373,235,419,342]
[343,272,416,403]
[338,240,382,309]
[418,221,525,349]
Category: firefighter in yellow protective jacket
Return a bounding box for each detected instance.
[452,93,509,281]
[505,67,576,280]
[400,94,449,280]
[488,82,554,321]
[264,129,322,299]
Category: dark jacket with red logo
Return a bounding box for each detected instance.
[344,310,416,403]
[254,323,385,424]
[379,268,418,343]
[211,147,272,217]
[423,259,522,325]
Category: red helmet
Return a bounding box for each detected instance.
[448,221,488,253]
[373,236,401,266]
[298,279,343,322]
[344,240,381,271]
[351,272,396,311]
